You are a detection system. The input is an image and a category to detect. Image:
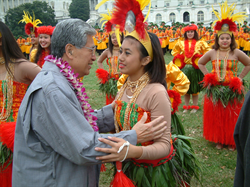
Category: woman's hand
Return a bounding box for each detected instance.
[95,137,142,162]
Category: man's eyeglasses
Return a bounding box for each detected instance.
[83,46,96,56]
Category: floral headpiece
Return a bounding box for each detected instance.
[19,11,42,37]
[212,0,247,37]
[183,24,198,32]
[37,25,55,36]
[111,0,153,60]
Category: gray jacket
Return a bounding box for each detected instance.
[12,61,137,187]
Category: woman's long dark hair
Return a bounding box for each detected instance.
[108,33,124,56]
[0,21,26,77]
[125,32,167,88]
[184,30,199,41]
[34,36,51,64]
[212,34,237,51]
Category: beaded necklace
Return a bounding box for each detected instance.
[114,72,149,132]
[216,48,230,81]
[44,55,98,131]
[0,63,14,122]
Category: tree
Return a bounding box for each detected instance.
[5,1,57,38]
[69,0,90,21]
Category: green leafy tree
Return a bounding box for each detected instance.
[69,0,89,21]
[5,1,57,38]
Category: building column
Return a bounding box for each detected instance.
[6,0,9,12]
[1,0,3,12]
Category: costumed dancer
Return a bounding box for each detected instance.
[96,30,107,55]
[16,36,25,55]
[117,62,191,136]
[0,22,41,187]
[96,0,201,186]
[18,11,42,62]
[172,24,210,113]
[31,25,54,67]
[95,9,123,105]
[168,28,179,54]
[24,36,32,59]
[198,0,250,150]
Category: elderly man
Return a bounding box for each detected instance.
[12,19,166,187]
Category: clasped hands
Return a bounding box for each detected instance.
[95,112,167,162]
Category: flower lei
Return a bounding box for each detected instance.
[45,55,98,131]
[184,39,197,58]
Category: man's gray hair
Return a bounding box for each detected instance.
[51,19,96,58]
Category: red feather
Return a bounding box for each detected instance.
[183,24,198,32]
[25,23,33,35]
[229,77,243,94]
[0,122,16,152]
[105,21,113,33]
[167,90,181,114]
[96,68,110,84]
[214,18,237,32]
[200,73,219,88]
[111,0,147,39]
[110,162,135,187]
[34,27,38,37]
[37,25,55,36]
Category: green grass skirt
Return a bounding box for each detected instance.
[119,113,202,187]
[182,65,204,94]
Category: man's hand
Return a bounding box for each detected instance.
[132,112,167,143]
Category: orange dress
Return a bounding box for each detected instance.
[0,81,28,187]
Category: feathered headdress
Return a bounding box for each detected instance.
[18,11,42,37]
[212,0,247,37]
[183,24,198,32]
[37,26,55,36]
[111,0,153,60]
[99,9,113,32]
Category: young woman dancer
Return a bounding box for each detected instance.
[198,0,250,150]
[0,21,41,187]
[172,24,210,113]
[95,0,201,186]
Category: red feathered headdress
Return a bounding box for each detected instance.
[111,0,147,40]
[214,18,237,32]
[212,0,247,37]
[183,24,198,32]
[37,26,55,36]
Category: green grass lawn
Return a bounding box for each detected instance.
[83,52,249,187]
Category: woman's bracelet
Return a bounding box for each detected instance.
[117,141,130,162]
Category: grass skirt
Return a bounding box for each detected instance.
[182,65,204,94]
[203,95,243,146]
[122,135,201,187]
[119,113,201,187]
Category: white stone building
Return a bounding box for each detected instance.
[0,0,71,22]
[1,0,249,26]
[89,0,250,27]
